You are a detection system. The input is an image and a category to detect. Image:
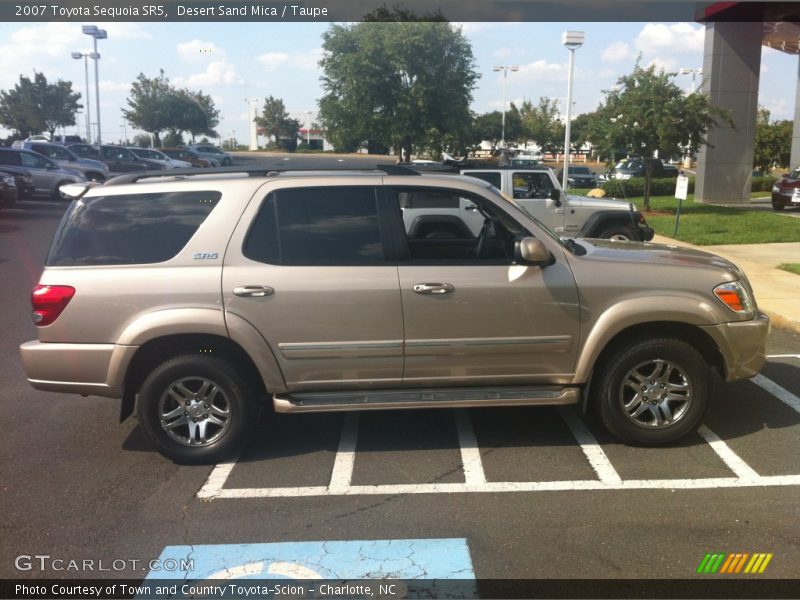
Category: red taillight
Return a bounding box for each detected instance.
[31,285,75,326]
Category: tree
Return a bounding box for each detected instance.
[519,98,564,155]
[319,22,479,159]
[753,106,792,171]
[0,72,81,138]
[254,96,301,144]
[123,71,219,145]
[590,62,731,210]
[472,105,523,151]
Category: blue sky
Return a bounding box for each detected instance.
[0,21,796,144]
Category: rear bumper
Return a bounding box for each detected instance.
[700,311,770,381]
[19,340,138,398]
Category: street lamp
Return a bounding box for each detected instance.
[492,65,518,149]
[70,51,98,143]
[306,110,312,145]
[561,31,584,192]
[678,67,703,93]
[82,25,107,144]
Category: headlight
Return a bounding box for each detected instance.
[772,185,780,193]
[713,281,753,314]
[1,175,13,184]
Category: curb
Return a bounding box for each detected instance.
[762,310,800,335]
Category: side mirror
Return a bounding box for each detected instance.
[514,237,552,266]
[550,188,562,207]
[782,173,789,178]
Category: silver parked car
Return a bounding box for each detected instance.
[20,164,768,463]
[185,144,232,166]
[0,148,85,199]
[13,141,110,182]
[128,147,193,169]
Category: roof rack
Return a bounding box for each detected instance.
[103,162,420,186]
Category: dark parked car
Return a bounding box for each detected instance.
[67,144,164,174]
[0,171,17,207]
[555,165,599,188]
[611,157,679,180]
[0,166,35,199]
[771,168,800,211]
[161,148,213,168]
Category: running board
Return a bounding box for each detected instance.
[273,386,580,413]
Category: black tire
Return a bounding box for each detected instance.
[53,180,72,200]
[597,224,639,241]
[771,202,785,211]
[137,354,258,464]
[222,157,232,166]
[594,338,709,445]
[85,172,105,182]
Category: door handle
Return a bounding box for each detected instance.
[413,283,455,295]
[464,204,478,212]
[233,285,274,297]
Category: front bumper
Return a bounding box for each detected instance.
[771,190,800,208]
[19,340,138,398]
[639,225,655,241]
[700,311,770,381]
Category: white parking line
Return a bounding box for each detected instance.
[454,409,487,486]
[750,374,800,414]
[766,354,800,359]
[197,457,238,499]
[197,375,800,500]
[328,413,359,494]
[697,425,760,482]
[558,407,622,485]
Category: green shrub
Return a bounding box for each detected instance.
[600,177,694,198]
[751,175,778,192]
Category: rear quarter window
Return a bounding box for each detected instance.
[46,191,221,266]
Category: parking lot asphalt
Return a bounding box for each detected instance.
[1,196,798,595]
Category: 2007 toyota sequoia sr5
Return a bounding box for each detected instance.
[20,164,769,463]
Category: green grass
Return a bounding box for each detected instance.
[778,263,800,276]
[628,195,800,245]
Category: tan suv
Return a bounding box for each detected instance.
[20,165,769,463]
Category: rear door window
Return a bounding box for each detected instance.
[46,191,221,266]
[244,187,384,265]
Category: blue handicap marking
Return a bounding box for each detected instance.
[144,538,475,598]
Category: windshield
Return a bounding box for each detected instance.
[490,185,567,249]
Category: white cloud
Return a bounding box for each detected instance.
[175,61,242,87]
[515,59,568,83]
[491,47,525,60]
[647,56,678,73]
[256,48,322,72]
[177,39,226,63]
[257,52,289,70]
[635,23,704,54]
[602,41,631,63]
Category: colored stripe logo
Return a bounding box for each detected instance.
[697,553,773,574]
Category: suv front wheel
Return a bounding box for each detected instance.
[595,338,709,444]
[137,355,258,464]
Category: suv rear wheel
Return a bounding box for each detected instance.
[595,338,709,444]
[137,355,258,464]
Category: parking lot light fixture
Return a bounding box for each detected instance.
[492,65,519,150]
[561,31,584,191]
[678,67,703,94]
[82,25,107,144]
[71,52,92,142]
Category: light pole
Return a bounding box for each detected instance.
[678,67,703,93]
[71,51,97,143]
[492,65,518,149]
[245,98,259,151]
[561,31,584,192]
[82,25,107,144]
[306,110,312,145]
